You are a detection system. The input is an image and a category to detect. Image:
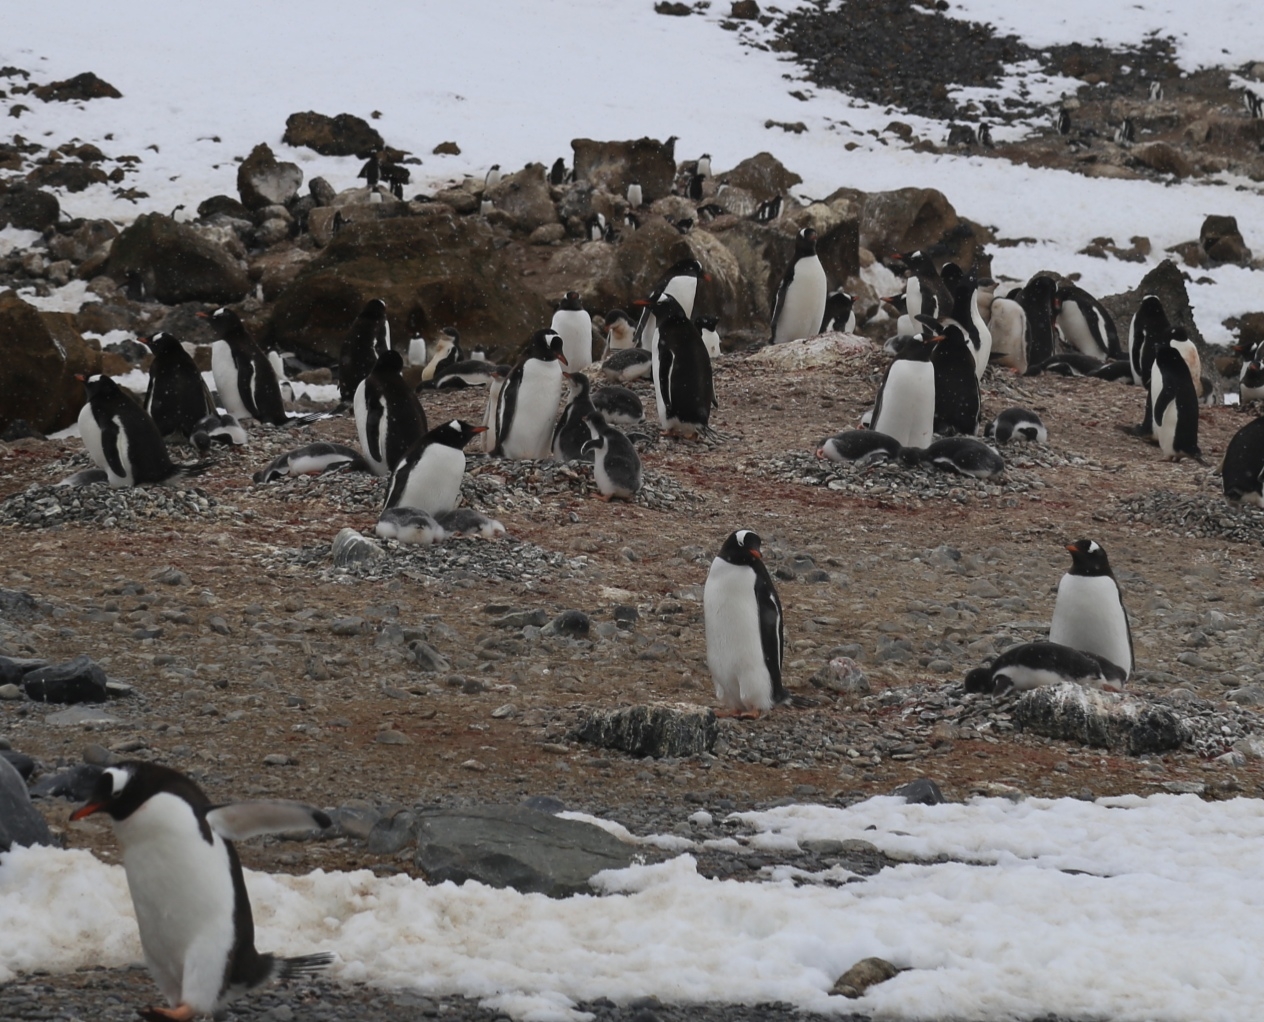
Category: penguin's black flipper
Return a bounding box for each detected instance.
[1089,360,1136,381]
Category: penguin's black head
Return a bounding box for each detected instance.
[665,257,705,282]
[200,307,246,338]
[364,298,387,317]
[374,349,404,374]
[1065,538,1113,577]
[429,418,487,449]
[963,666,995,694]
[580,411,610,454]
[795,227,818,255]
[144,332,182,357]
[718,528,763,567]
[70,761,209,823]
[604,309,630,327]
[694,315,719,331]
[442,326,460,342]
[940,261,964,291]
[77,373,118,402]
[651,293,688,325]
[560,291,584,311]
[564,371,590,396]
[527,329,567,364]
[1135,295,1170,333]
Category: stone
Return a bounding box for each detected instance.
[367,809,418,853]
[103,213,250,305]
[893,778,944,805]
[831,957,901,998]
[410,641,450,673]
[47,218,118,264]
[730,0,760,18]
[327,801,383,840]
[1200,214,1252,267]
[0,291,102,435]
[809,657,869,695]
[32,72,120,102]
[413,804,640,897]
[432,141,461,155]
[720,152,803,203]
[484,163,559,233]
[44,706,119,725]
[858,187,961,261]
[0,751,36,779]
[0,755,53,852]
[331,528,383,567]
[0,183,59,231]
[282,111,384,158]
[1100,258,1204,347]
[309,177,337,207]
[572,137,678,204]
[571,704,718,759]
[1129,141,1194,178]
[544,610,590,638]
[23,655,109,704]
[0,656,46,686]
[236,143,303,211]
[26,161,108,193]
[1012,683,1188,755]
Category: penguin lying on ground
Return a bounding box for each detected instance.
[900,437,1005,479]
[601,347,653,382]
[592,385,644,424]
[252,442,372,483]
[986,408,1047,444]
[375,507,446,545]
[816,430,903,467]
[435,508,506,538]
[964,641,1128,695]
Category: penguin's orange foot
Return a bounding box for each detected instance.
[714,708,763,720]
[138,1004,195,1022]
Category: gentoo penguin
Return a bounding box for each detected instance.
[653,293,715,437]
[987,296,1029,372]
[626,181,643,208]
[484,164,501,188]
[375,507,445,545]
[632,257,705,350]
[591,385,644,425]
[1055,285,1120,359]
[1150,330,1205,462]
[978,122,994,148]
[696,153,712,178]
[552,372,598,462]
[964,641,1128,695]
[551,291,593,372]
[1016,276,1058,368]
[770,227,828,344]
[434,356,502,389]
[1148,81,1164,102]
[69,762,332,1020]
[189,412,247,452]
[549,157,569,186]
[77,375,210,488]
[435,507,506,539]
[986,407,1047,444]
[1239,351,1264,404]
[142,332,215,439]
[896,250,948,321]
[695,314,722,358]
[384,419,485,514]
[944,279,992,378]
[601,347,653,382]
[354,350,428,476]
[420,327,462,386]
[339,298,391,403]
[202,308,291,426]
[902,437,1005,479]
[407,335,427,369]
[816,430,903,467]
[1055,108,1072,134]
[1025,351,1107,377]
[495,329,567,459]
[1221,416,1264,506]
[581,411,643,501]
[482,369,508,453]
[871,335,935,449]
[754,195,783,222]
[930,324,981,435]
[703,529,788,718]
[603,309,637,353]
[1049,539,1133,679]
[253,442,372,483]
[56,467,110,487]
[820,289,856,334]
[1126,295,1171,437]
[1115,118,1136,145]
[1168,327,1203,399]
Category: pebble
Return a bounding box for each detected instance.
[0,478,224,530]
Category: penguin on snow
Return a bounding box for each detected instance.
[581,411,643,501]
[70,762,333,1021]
[354,350,428,476]
[551,291,593,372]
[1049,539,1133,680]
[770,226,828,344]
[383,419,486,515]
[653,293,715,438]
[339,297,391,403]
[1150,328,1206,463]
[704,529,788,718]
[495,329,568,459]
[964,641,1128,695]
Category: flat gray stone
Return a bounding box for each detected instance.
[1013,683,1189,755]
[571,703,717,759]
[0,755,53,851]
[44,705,120,726]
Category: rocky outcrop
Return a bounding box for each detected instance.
[721,151,803,203]
[0,290,101,434]
[103,213,250,305]
[31,72,121,102]
[572,703,718,758]
[0,756,53,853]
[1100,258,1204,347]
[572,137,677,203]
[1012,683,1189,755]
[1200,214,1252,267]
[282,111,383,158]
[0,184,59,230]
[26,161,108,193]
[858,186,960,259]
[484,163,558,232]
[236,143,303,210]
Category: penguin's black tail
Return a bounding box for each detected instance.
[277,952,336,980]
[175,460,216,480]
[284,412,329,428]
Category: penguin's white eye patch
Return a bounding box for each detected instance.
[449,420,461,430]
[1087,541,1100,553]
[106,767,132,795]
[734,529,751,546]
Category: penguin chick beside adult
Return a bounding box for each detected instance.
[552,372,598,462]
[901,437,1005,479]
[820,289,856,334]
[581,411,643,501]
[602,308,637,353]
[435,507,506,539]
[495,330,567,459]
[1049,539,1133,680]
[420,327,462,386]
[141,332,215,440]
[354,350,429,476]
[964,641,1128,695]
[704,529,788,718]
[653,293,716,438]
[1055,285,1120,359]
[816,430,903,467]
[1126,295,1171,437]
[770,227,828,344]
[551,291,594,372]
[383,419,486,514]
[591,385,644,425]
[986,407,1047,444]
[600,347,653,383]
[70,762,333,1021]
[375,507,446,545]
[695,314,722,358]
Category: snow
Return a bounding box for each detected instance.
[5,793,1264,1021]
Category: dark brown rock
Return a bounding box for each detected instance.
[859,187,960,259]
[0,289,101,434]
[485,163,558,232]
[1100,258,1205,347]
[1129,141,1194,178]
[1228,312,1264,353]
[0,184,59,230]
[831,958,901,998]
[721,151,803,203]
[1201,214,1252,266]
[31,72,121,102]
[572,137,677,204]
[237,143,303,211]
[26,161,108,192]
[432,141,461,156]
[103,213,250,305]
[282,111,384,158]
[197,194,252,222]
[654,1,692,14]
[47,219,117,264]
[730,0,760,18]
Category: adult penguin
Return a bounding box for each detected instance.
[354,350,428,476]
[871,332,935,449]
[78,375,211,488]
[930,323,981,435]
[943,278,992,379]
[895,250,948,321]
[770,227,828,344]
[1222,415,1264,505]
[632,257,706,350]
[550,291,594,372]
[1016,275,1058,368]
[1151,328,1206,463]
[987,295,1029,372]
[703,529,788,718]
[495,329,567,459]
[339,297,390,403]
[141,332,215,439]
[1126,295,1171,437]
[653,293,715,438]
[1049,539,1133,679]
[1055,284,1121,359]
[201,307,290,426]
[552,371,598,462]
[383,419,486,515]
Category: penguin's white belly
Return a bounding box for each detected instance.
[483,377,505,452]
[1049,574,1132,676]
[663,277,698,317]
[701,328,721,359]
[210,341,250,420]
[873,362,934,448]
[502,361,562,459]
[394,445,465,514]
[1057,303,1104,357]
[1173,338,1201,395]
[408,337,427,368]
[1151,365,1177,457]
[996,665,1091,692]
[115,794,237,1012]
[773,256,827,344]
[78,404,118,485]
[970,305,993,379]
[704,558,775,712]
[552,310,593,372]
[651,329,667,427]
[987,300,1027,371]
[352,384,389,475]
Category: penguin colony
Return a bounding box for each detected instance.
[57,142,1264,1019]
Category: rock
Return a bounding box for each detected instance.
[730,0,760,18]
[0,656,46,686]
[282,111,384,158]
[412,804,640,897]
[103,213,250,305]
[367,809,418,853]
[47,218,118,264]
[720,152,803,204]
[197,194,252,221]
[1012,683,1189,755]
[236,144,303,211]
[1100,258,1204,347]
[831,957,901,998]
[26,161,108,193]
[0,183,60,230]
[572,704,718,759]
[572,137,677,204]
[0,751,36,780]
[0,291,101,435]
[493,609,550,629]
[23,655,109,704]
[326,801,383,840]
[0,756,53,852]
[1129,141,1194,178]
[410,641,450,673]
[485,163,558,233]
[432,141,461,156]
[32,72,121,102]
[893,778,944,805]
[529,223,567,245]
[29,763,104,800]
[655,1,692,13]
[545,610,590,638]
[44,706,119,726]
[858,187,961,261]
[309,177,337,207]
[331,528,383,568]
[1200,214,1252,267]
[809,657,870,695]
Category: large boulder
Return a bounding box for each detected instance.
[1200,214,1252,267]
[484,163,558,232]
[282,111,383,158]
[26,161,108,193]
[236,143,303,210]
[858,187,960,259]
[31,72,121,102]
[720,151,802,204]
[0,184,60,230]
[103,213,250,305]
[0,756,53,853]
[265,212,553,364]
[48,218,118,265]
[572,137,677,203]
[1013,683,1188,755]
[1100,259,1205,347]
[0,290,101,434]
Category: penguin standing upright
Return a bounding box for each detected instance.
[871,335,935,449]
[1239,344,1264,404]
[930,324,981,435]
[202,308,290,426]
[581,411,643,501]
[1055,285,1120,359]
[495,330,567,459]
[1150,329,1205,462]
[632,257,705,351]
[820,289,856,334]
[770,227,828,344]
[653,294,715,437]
[896,250,949,321]
[1016,275,1058,368]
[552,372,598,462]
[551,291,593,372]
[383,419,486,514]
[944,279,992,379]
[339,298,391,403]
[704,529,788,718]
[1127,296,1171,438]
[987,296,1029,372]
[69,762,333,1021]
[78,375,210,488]
[354,350,428,476]
[1049,539,1133,679]
[142,332,215,439]
[1222,416,1264,505]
